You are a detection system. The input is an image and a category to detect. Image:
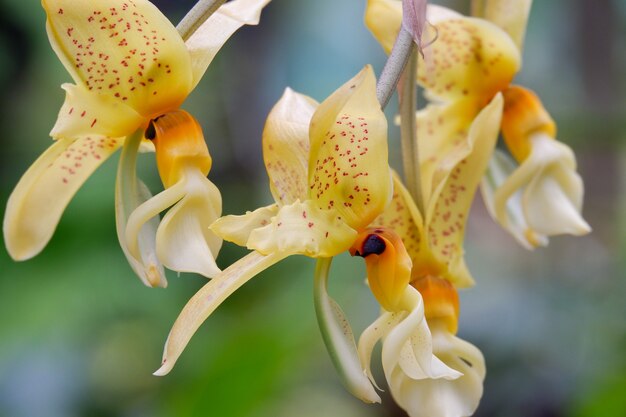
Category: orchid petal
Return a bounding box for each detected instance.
[263,88,318,205]
[246,200,357,257]
[186,0,272,89]
[50,84,144,139]
[425,94,503,288]
[43,0,192,118]
[156,170,223,278]
[116,131,166,288]
[382,286,461,380]
[402,0,427,47]
[211,204,279,247]
[418,12,520,101]
[314,258,380,404]
[417,98,482,205]
[481,150,547,249]
[358,310,405,387]
[389,323,486,417]
[365,0,403,54]
[155,250,286,376]
[372,172,424,263]
[471,0,533,52]
[4,136,121,261]
[308,65,390,231]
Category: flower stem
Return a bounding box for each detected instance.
[376,28,415,109]
[399,47,425,214]
[176,0,227,41]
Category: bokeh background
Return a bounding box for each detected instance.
[1,0,625,416]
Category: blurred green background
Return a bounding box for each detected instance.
[0,0,625,416]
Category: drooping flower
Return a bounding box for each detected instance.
[481,86,591,248]
[154,66,392,383]
[3,0,271,287]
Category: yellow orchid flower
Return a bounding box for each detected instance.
[351,230,485,417]
[154,66,392,380]
[481,86,591,248]
[3,0,271,287]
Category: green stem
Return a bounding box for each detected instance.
[376,28,415,109]
[176,0,227,41]
[399,47,425,214]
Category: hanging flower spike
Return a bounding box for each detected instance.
[3,0,272,287]
[481,86,591,248]
[155,65,391,375]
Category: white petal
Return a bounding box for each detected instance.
[156,169,223,278]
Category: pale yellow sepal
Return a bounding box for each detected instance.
[155,250,287,376]
[308,65,390,231]
[485,133,590,248]
[4,136,121,261]
[50,84,144,140]
[247,200,358,257]
[263,88,318,205]
[471,0,533,52]
[43,0,193,118]
[186,0,272,89]
[388,321,486,417]
[422,94,502,288]
[211,204,279,247]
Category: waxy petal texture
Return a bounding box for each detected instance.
[44,0,193,119]
[246,200,357,257]
[263,88,318,205]
[308,66,390,232]
[471,0,533,52]
[5,137,121,261]
[424,94,503,288]
[156,251,287,376]
[211,204,279,247]
[51,84,144,139]
[186,0,272,89]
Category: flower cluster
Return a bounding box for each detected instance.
[3,0,590,416]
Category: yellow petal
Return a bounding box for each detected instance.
[156,169,223,278]
[155,250,287,376]
[50,83,144,139]
[263,88,318,205]
[471,0,533,52]
[43,0,192,118]
[425,94,503,288]
[246,200,358,257]
[418,12,520,101]
[4,136,121,261]
[417,98,482,205]
[116,131,166,288]
[308,66,391,232]
[364,0,403,54]
[185,0,272,89]
[210,204,279,247]
[372,172,424,263]
[412,276,459,334]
